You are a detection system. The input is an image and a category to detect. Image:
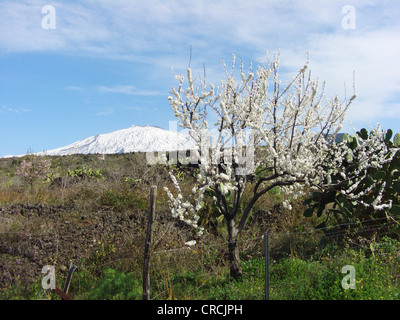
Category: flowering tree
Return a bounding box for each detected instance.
[164,52,356,278]
[17,153,51,190]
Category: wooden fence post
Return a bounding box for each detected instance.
[142,185,157,300]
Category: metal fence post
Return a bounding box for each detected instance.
[264,233,269,300]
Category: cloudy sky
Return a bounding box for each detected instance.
[0,0,399,156]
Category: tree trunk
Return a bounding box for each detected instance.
[227,216,242,279]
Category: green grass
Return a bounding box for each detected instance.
[73,243,400,300]
[2,237,399,300]
[268,244,400,300]
[99,189,148,212]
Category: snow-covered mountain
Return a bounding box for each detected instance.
[4,125,197,157]
[2,125,347,158]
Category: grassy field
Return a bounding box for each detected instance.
[0,153,399,300]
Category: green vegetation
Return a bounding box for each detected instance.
[0,149,399,300]
[67,166,104,180]
[3,239,399,300]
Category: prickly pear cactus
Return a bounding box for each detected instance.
[303,127,400,223]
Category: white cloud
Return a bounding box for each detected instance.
[0,106,30,114]
[65,86,84,91]
[289,25,400,125]
[1,0,399,130]
[97,85,159,96]
[0,1,343,56]
[96,107,114,116]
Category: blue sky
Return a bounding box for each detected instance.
[1,0,399,156]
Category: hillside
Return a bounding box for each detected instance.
[0,148,398,300]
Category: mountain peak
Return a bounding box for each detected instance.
[3,125,196,157]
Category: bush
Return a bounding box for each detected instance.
[87,268,142,300]
[17,154,51,189]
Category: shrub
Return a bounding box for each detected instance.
[87,268,142,300]
[17,154,51,189]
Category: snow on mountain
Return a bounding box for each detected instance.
[44,125,197,156]
[2,124,347,158]
[4,125,197,157]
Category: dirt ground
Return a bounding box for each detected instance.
[0,201,197,295]
[0,203,148,292]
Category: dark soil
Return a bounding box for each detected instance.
[0,201,196,294]
[0,203,147,292]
